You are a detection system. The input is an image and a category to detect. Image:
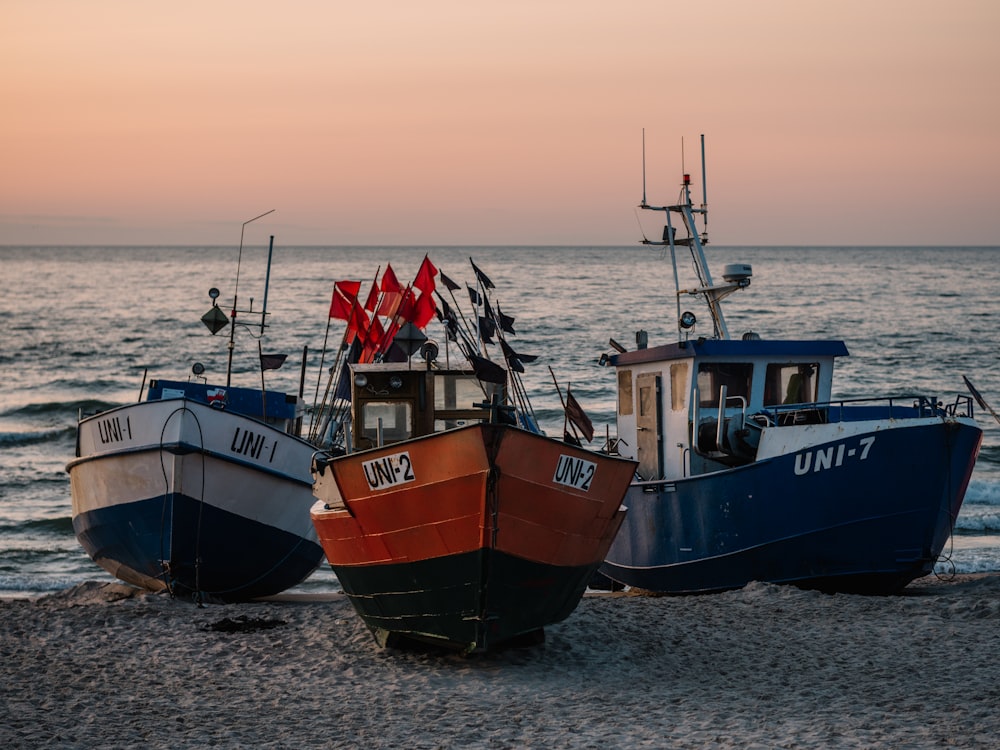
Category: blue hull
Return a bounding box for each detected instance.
[601,421,982,594]
[73,493,324,601]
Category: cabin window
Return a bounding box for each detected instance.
[618,370,633,416]
[765,363,819,406]
[360,401,413,444]
[639,383,655,418]
[670,363,688,411]
[434,374,483,410]
[433,416,485,432]
[697,363,752,407]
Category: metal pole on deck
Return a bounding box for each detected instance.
[261,235,274,335]
[701,135,708,209]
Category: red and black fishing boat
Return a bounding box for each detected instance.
[309,259,635,653]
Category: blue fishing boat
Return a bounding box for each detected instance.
[68,219,324,602]
[598,136,984,594]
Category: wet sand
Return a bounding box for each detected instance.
[2,574,998,749]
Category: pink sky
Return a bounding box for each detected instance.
[3,1,998,246]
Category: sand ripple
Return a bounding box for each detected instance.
[1,575,998,749]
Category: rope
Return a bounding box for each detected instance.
[158,405,206,604]
[932,421,961,583]
[158,401,316,602]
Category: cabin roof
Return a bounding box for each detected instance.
[349,362,476,376]
[148,379,299,420]
[612,338,850,367]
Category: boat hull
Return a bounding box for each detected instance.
[601,418,983,594]
[311,424,635,652]
[68,398,324,601]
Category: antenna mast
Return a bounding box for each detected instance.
[637,134,750,341]
[641,128,647,207]
[700,134,708,238]
[226,209,275,386]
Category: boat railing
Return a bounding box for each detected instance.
[759,393,975,426]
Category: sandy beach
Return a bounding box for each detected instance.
[2,574,998,749]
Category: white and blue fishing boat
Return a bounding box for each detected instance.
[67,217,324,602]
[599,136,984,594]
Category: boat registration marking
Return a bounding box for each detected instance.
[554,454,597,491]
[231,426,278,463]
[793,436,875,475]
[96,414,133,445]
[362,451,416,491]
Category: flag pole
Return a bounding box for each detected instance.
[547,366,571,432]
[309,297,336,436]
[442,283,478,352]
[258,340,268,421]
[311,279,362,442]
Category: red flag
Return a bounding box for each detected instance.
[376,319,401,357]
[329,280,361,320]
[345,299,370,344]
[412,291,437,329]
[413,254,437,294]
[363,279,379,312]
[377,266,403,316]
[381,264,402,294]
[394,288,416,324]
[366,313,385,345]
[361,315,385,363]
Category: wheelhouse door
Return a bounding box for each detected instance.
[636,372,662,480]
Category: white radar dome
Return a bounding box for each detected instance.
[722,263,753,283]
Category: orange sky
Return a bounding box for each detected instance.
[3,1,999,246]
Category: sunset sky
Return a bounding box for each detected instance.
[3,1,998,246]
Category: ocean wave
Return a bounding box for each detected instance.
[936,553,1000,575]
[0,425,76,447]
[0,517,75,536]
[955,514,1000,534]
[1,398,121,419]
[955,521,1000,535]
[978,443,1000,461]
[964,479,1000,507]
[0,574,99,595]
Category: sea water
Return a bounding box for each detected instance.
[2,245,998,596]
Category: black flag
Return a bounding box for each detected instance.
[500,339,536,372]
[469,258,495,289]
[469,354,506,385]
[496,304,516,335]
[478,315,497,344]
[565,387,595,442]
[437,298,460,342]
[259,353,288,371]
[964,375,1000,425]
[439,270,461,292]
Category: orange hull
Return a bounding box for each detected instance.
[312,424,633,569]
[310,424,636,651]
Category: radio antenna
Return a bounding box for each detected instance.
[227,208,275,387]
[641,128,647,207]
[701,134,708,208]
[234,208,276,304]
